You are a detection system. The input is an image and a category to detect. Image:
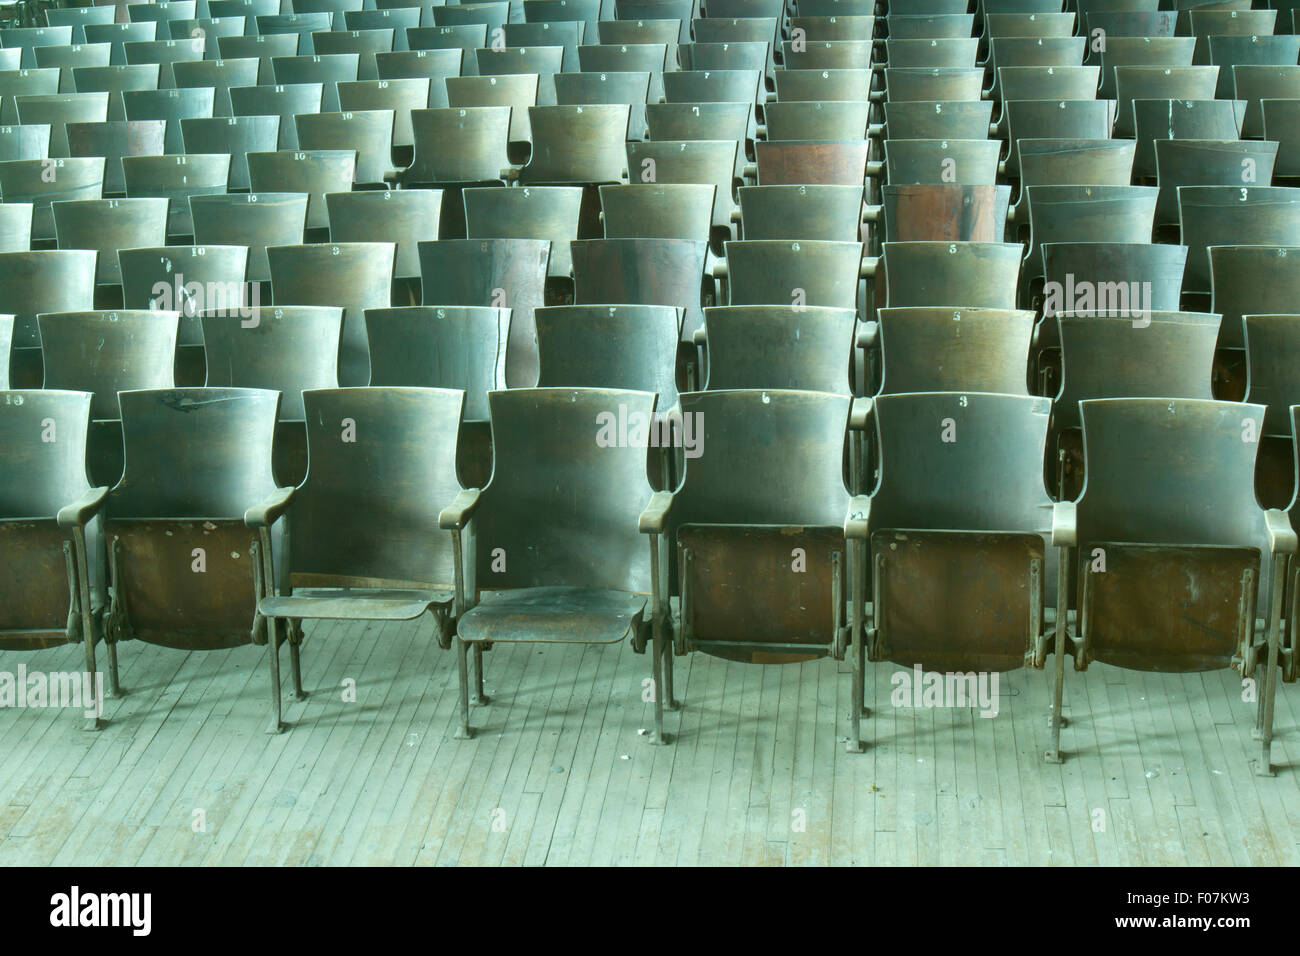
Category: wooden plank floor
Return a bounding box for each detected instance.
[2,618,1299,866]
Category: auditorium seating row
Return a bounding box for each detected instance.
[3,0,1300,779]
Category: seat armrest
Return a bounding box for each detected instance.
[1266,509,1298,555]
[844,495,871,539]
[1051,501,1077,549]
[848,396,873,431]
[855,320,878,350]
[56,486,108,528]
[439,488,482,531]
[692,326,707,346]
[245,486,295,528]
[638,490,675,534]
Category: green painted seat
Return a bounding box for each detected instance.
[737,184,863,242]
[1000,99,1113,177]
[888,13,973,38]
[37,309,179,489]
[295,109,397,187]
[881,66,984,102]
[0,203,32,252]
[201,304,343,486]
[476,44,563,106]
[338,76,431,151]
[504,21,583,73]
[405,25,484,77]
[51,197,168,288]
[70,63,160,121]
[123,36,207,88]
[555,71,652,142]
[118,243,252,369]
[1180,186,1300,297]
[717,239,865,313]
[625,139,738,246]
[326,189,440,280]
[256,12,334,55]
[599,183,714,243]
[250,386,465,730]
[880,99,991,139]
[1022,184,1158,288]
[418,238,549,386]
[36,43,112,94]
[1113,65,1219,137]
[267,241,395,387]
[577,41,668,107]
[1051,310,1218,499]
[181,115,280,190]
[271,51,359,111]
[1233,65,1300,139]
[103,388,281,710]
[985,36,1084,101]
[464,185,580,279]
[311,27,395,81]
[1033,241,1188,390]
[217,32,300,84]
[441,388,658,739]
[190,191,308,283]
[639,389,852,743]
[66,119,166,195]
[883,137,1000,184]
[15,90,108,156]
[375,48,462,99]
[365,304,507,487]
[247,149,354,231]
[84,23,158,66]
[1154,139,1278,227]
[571,237,707,341]
[0,388,111,725]
[122,153,231,238]
[1009,139,1135,227]
[773,67,874,102]
[122,86,214,153]
[0,124,51,163]
[877,241,1022,310]
[1096,35,1195,97]
[403,105,512,190]
[518,104,629,186]
[0,249,97,387]
[848,391,1057,753]
[763,100,871,142]
[229,81,323,149]
[1057,397,1293,775]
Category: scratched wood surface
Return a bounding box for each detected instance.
[0,618,1297,866]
